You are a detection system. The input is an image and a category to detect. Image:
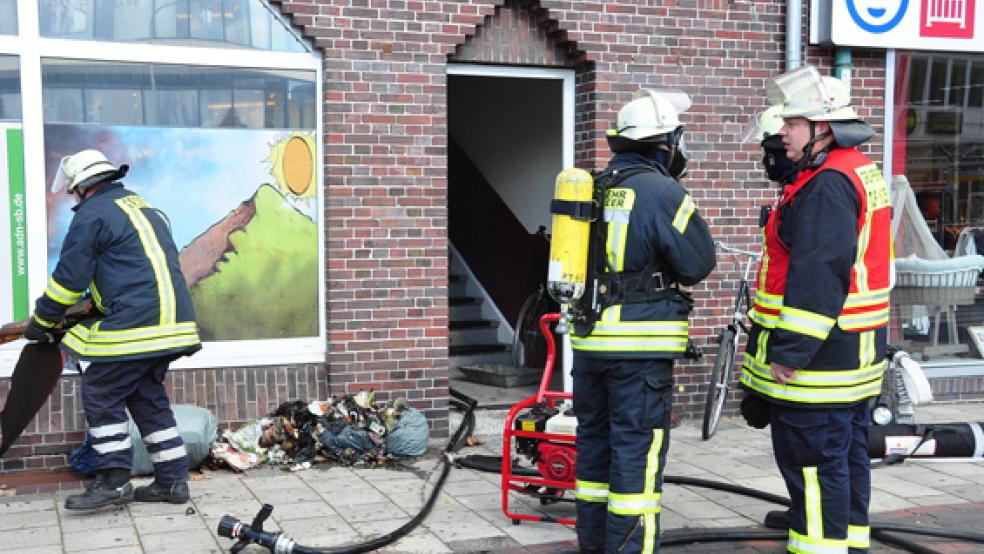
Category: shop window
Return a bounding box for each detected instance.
[37,0,307,52]
[928,58,949,106]
[0,0,16,35]
[41,59,316,129]
[892,51,984,366]
[971,62,984,109]
[0,56,20,121]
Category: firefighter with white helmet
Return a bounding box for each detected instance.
[566,89,715,553]
[25,149,201,509]
[737,66,892,554]
[742,105,797,185]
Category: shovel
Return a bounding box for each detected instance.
[0,300,95,457]
[0,342,63,457]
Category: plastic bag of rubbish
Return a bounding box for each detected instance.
[385,407,429,457]
[319,426,380,459]
[225,417,272,454]
[131,405,218,476]
[70,404,219,476]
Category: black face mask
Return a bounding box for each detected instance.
[760,134,795,184]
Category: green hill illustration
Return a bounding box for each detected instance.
[179,183,318,340]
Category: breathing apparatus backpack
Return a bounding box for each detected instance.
[548,164,690,338]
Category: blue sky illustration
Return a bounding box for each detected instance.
[45,125,317,270]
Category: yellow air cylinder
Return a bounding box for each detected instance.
[547,168,594,305]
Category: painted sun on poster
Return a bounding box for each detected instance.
[44,125,319,341]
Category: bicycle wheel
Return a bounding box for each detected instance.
[512,289,547,369]
[702,327,736,440]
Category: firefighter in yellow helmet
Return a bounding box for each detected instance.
[570,90,715,553]
[24,149,201,509]
[738,66,892,554]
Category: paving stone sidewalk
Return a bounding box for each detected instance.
[1,402,982,553]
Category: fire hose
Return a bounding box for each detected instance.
[455,453,984,553]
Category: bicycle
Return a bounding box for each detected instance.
[512,285,557,369]
[702,241,761,440]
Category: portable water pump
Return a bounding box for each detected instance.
[514,403,578,485]
[502,312,578,524]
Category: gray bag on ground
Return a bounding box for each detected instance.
[128,404,219,476]
[385,407,429,456]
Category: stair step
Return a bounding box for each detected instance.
[449,296,480,306]
[450,320,498,330]
[450,349,514,369]
[449,274,467,283]
[450,343,508,356]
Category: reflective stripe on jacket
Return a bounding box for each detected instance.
[35,183,201,362]
[571,153,715,359]
[741,147,891,406]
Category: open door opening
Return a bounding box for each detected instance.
[447,65,573,405]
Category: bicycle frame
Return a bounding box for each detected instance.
[702,242,761,440]
[717,241,760,335]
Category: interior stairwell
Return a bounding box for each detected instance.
[448,247,513,372]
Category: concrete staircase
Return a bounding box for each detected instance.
[448,248,514,371]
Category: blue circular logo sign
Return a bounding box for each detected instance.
[845,0,909,33]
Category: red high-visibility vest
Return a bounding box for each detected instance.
[749,148,892,335]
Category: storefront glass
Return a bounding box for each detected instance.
[0,0,15,35]
[39,58,319,341]
[41,60,316,128]
[0,56,19,121]
[892,51,984,365]
[37,0,307,52]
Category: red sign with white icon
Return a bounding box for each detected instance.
[921,0,976,38]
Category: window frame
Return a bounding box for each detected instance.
[0,0,324,375]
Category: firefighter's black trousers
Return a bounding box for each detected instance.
[770,402,871,553]
[573,357,672,554]
[81,356,188,484]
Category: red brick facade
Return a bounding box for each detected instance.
[0,0,896,475]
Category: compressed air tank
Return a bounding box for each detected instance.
[547,168,594,305]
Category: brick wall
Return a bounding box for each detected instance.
[266,0,890,429]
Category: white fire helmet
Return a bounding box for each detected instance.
[766,65,859,122]
[740,105,785,144]
[608,88,692,141]
[51,149,127,194]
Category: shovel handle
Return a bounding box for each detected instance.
[0,299,96,344]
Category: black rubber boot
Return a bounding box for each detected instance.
[65,469,134,510]
[134,480,190,504]
[764,509,791,529]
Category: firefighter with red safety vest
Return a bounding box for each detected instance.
[738,66,893,554]
[566,89,716,554]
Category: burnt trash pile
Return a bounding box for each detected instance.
[209,392,429,471]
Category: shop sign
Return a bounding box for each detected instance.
[925,110,963,135]
[812,0,983,52]
[0,124,28,323]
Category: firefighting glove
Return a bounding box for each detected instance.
[23,317,57,344]
[740,393,770,429]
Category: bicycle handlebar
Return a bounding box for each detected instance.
[715,241,761,259]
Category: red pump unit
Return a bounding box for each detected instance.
[501,312,576,525]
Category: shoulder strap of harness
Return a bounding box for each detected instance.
[571,163,690,336]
